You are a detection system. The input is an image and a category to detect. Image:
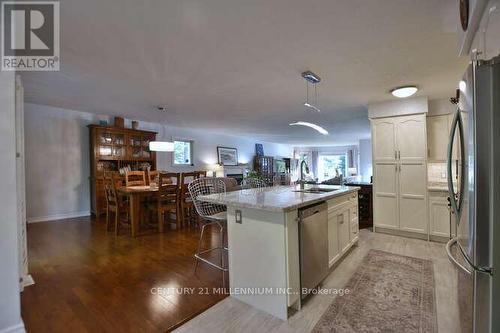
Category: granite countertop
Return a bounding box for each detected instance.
[197,185,360,213]
[428,181,454,192]
[346,181,372,186]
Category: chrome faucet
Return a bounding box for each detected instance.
[298,160,310,189]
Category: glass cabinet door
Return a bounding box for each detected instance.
[98,131,125,158]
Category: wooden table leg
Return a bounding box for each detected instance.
[130,194,140,237]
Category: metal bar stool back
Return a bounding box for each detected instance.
[188,178,228,278]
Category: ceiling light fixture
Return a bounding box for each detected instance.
[302,71,321,112]
[304,102,321,112]
[302,71,321,84]
[289,121,329,135]
[149,141,174,152]
[390,86,418,98]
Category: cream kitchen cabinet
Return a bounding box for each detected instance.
[371,114,428,236]
[427,115,450,161]
[327,193,358,268]
[429,190,452,239]
[427,113,460,162]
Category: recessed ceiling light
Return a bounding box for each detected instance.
[289,121,329,135]
[390,86,418,98]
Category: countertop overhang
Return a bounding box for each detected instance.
[197,185,360,212]
[428,181,455,192]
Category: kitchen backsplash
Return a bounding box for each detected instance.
[428,162,457,183]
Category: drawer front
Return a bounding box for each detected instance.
[328,192,356,212]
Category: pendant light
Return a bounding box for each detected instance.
[302,71,321,112]
[289,121,329,135]
[149,106,175,152]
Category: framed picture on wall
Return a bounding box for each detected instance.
[217,146,238,166]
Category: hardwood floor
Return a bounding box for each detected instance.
[175,229,460,333]
[21,216,228,332]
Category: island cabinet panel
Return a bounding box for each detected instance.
[350,205,359,241]
[327,193,359,268]
[226,207,290,320]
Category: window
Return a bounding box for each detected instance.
[173,140,193,165]
[317,154,346,181]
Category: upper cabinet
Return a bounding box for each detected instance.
[427,115,450,161]
[91,126,156,162]
[372,119,397,161]
[397,115,427,162]
[427,114,459,162]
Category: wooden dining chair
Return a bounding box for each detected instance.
[147,170,159,186]
[197,170,207,178]
[104,175,130,235]
[180,172,200,227]
[148,172,181,232]
[125,171,146,186]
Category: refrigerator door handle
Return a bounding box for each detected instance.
[446,237,472,275]
[447,108,466,221]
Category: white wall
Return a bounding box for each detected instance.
[358,139,372,183]
[428,98,455,116]
[24,103,292,222]
[137,121,292,172]
[0,73,25,332]
[25,104,99,222]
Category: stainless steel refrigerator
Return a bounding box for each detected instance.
[445,54,500,333]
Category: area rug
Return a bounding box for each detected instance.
[312,249,437,333]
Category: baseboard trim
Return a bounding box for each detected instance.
[374,226,429,241]
[429,234,449,243]
[27,211,90,223]
[0,322,25,333]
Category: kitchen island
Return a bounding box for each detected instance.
[198,184,360,320]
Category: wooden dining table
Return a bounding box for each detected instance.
[117,185,158,237]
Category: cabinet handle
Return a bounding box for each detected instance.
[394,150,397,159]
[398,150,401,159]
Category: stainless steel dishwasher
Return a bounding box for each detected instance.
[299,202,328,299]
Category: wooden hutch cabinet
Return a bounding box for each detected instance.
[253,156,274,185]
[88,124,157,216]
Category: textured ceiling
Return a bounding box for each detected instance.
[21,0,468,145]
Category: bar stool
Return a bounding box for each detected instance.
[188,178,228,281]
